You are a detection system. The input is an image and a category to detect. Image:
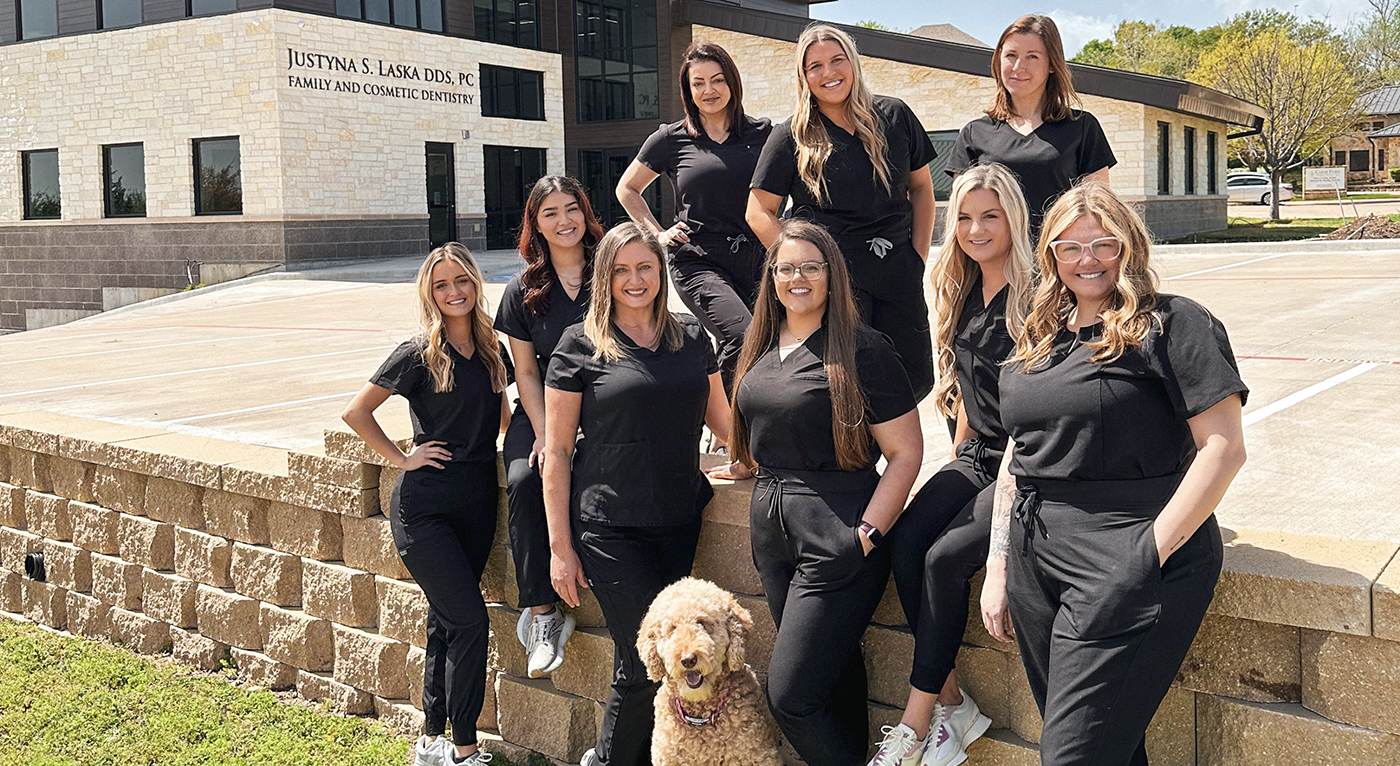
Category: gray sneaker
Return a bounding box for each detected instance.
[449,751,492,765]
[525,608,576,678]
[580,748,601,766]
[413,736,452,766]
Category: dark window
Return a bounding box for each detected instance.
[19,0,58,39]
[1350,150,1371,172]
[1335,151,1347,166]
[475,0,538,47]
[190,0,237,15]
[578,147,656,226]
[1382,149,1388,170]
[1183,126,1196,195]
[482,65,546,120]
[484,145,548,249]
[22,149,60,220]
[1157,122,1171,195]
[100,0,141,28]
[104,143,146,218]
[193,137,242,215]
[337,0,442,30]
[1207,132,1218,195]
[574,0,659,122]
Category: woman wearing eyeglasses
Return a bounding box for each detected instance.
[980,183,1247,766]
[715,219,922,766]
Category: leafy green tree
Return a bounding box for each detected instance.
[1350,0,1400,84]
[855,20,897,32]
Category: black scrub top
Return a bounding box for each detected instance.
[999,295,1248,481]
[545,316,719,527]
[735,325,917,472]
[946,111,1116,232]
[636,116,773,238]
[751,96,937,241]
[954,276,1015,446]
[494,273,590,373]
[371,340,504,464]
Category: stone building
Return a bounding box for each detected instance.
[1329,85,1400,185]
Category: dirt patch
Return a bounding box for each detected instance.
[1322,214,1400,239]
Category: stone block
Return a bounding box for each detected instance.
[170,626,229,671]
[480,544,517,608]
[0,483,25,527]
[551,627,615,703]
[143,477,204,530]
[1373,554,1400,642]
[735,593,775,673]
[332,624,410,699]
[377,577,429,649]
[48,457,94,503]
[956,644,1012,726]
[1197,695,1400,765]
[287,452,379,489]
[1146,686,1196,766]
[44,541,91,593]
[90,553,143,610]
[568,587,608,629]
[341,515,410,580]
[487,605,528,678]
[69,501,119,555]
[174,528,232,588]
[9,449,51,492]
[495,674,597,762]
[862,624,913,708]
[110,607,172,655]
[296,670,374,715]
[142,570,198,628]
[65,590,112,639]
[267,501,342,561]
[1007,652,1043,745]
[378,466,400,519]
[1302,629,1400,736]
[479,667,498,729]
[230,543,301,607]
[374,696,426,737]
[202,490,270,545]
[26,490,71,540]
[0,527,40,573]
[195,584,262,650]
[407,645,426,709]
[230,648,298,691]
[0,568,21,613]
[692,519,761,596]
[0,448,8,485]
[302,559,378,628]
[1177,613,1301,702]
[963,729,1040,766]
[324,428,409,467]
[871,576,906,627]
[23,580,67,629]
[259,603,333,672]
[93,466,145,515]
[118,515,175,571]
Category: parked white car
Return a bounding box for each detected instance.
[1227,172,1295,205]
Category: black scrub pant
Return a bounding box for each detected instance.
[390,460,499,746]
[750,468,890,766]
[887,437,1003,693]
[668,233,765,395]
[502,403,560,609]
[1006,476,1222,766]
[573,516,703,766]
[838,236,934,402]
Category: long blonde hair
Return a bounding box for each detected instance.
[792,24,892,204]
[583,222,684,362]
[1010,182,1159,371]
[414,242,509,393]
[930,164,1037,418]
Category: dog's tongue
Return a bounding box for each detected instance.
[685,670,703,689]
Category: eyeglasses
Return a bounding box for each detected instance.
[772,261,828,281]
[1049,236,1123,263]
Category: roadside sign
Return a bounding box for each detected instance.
[1305,166,1347,192]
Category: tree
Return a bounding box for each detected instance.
[855,20,897,32]
[1070,21,1220,77]
[1350,0,1400,84]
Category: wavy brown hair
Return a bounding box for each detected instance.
[680,42,746,139]
[583,222,684,362]
[413,242,509,394]
[517,175,605,315]
[987,15,1082,123]
[1009,182,1160,371]
[729,219,870,471]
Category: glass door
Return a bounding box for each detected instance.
[426,143,457,247]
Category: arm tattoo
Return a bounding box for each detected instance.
[988,472,1015,564]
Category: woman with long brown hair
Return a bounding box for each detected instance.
[342,243,510,766]
[720,219,922,765]
[746,23,938,402]
[493,175,605,678]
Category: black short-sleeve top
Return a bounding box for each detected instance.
[946,111,1116,232]
[735,325,917,472]
[636,116,773,238]
[545,316,719,526]
[494,273,590,373]
[954,277,1015,446]
[751,96,937,241]
[371,340,504,464]
[999,295,1248,481]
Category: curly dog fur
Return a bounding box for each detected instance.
[639,577,781,766]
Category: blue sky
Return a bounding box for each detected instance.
[813,0,1372,57]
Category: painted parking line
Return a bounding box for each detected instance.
[161,391,362,424]
[1242,362,1380,427]
[1237,354,1400,365]
[1165,253,1298,280]
[0,330,308,367]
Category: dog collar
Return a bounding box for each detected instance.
[674,691,729,727]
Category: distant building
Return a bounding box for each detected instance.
[1330,86,1400,184]
[910,23,987,48]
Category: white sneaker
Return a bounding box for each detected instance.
[580,748,601,766]
[868,723,927,766]
[938,692,992,749]
[413,735,452,766]
[448,751,492,765]
[918,721,966,766]
[524,607,576,678]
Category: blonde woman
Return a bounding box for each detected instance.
[982,184,1247,766]
[746,23,937,401]
[542,223,731,766]
[873,164,1035,766]
[342,243,510,766]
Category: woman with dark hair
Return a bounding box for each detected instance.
[493,175,606,678]
[718,219,922,766]
[747,23,937,401]
[947,14,1116,233]
[616,41,772,393]
[543,223,732,766]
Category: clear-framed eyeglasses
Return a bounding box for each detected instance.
[772,261,828,281]
[1049,236,1124,263]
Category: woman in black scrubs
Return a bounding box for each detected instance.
[980,183,1248,766]
[543,222,732,766]
[723,219,923,766]
[342,243,510,766]
[875,164,1036,766]
[494,175,605,678]
[947,14,1116,233]
[616,41,772,393]
[747,23,938,402]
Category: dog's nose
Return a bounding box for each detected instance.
[681,654,698,669]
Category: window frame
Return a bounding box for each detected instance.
[1207,131,1218,195]
[1183,126,1196,195]
[17,0,59,40]
[187,0,238,16]
[336,0,445,31]
[1157,122,1171,195]
[192,136,244,216]
[481,65,547,121]
[21,148,61,221]
[573,0,660,123]
[103,142,148,219]
[98,0,143,29]
[474,0,540,48]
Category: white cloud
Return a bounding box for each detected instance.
[1047,9,1121,58]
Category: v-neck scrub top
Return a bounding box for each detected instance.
[735,325,917,472]
[636,116,773,238]
[371,340,504,464]
[494,274,590,373]
[946,111,1116,232]
[546,316,719,527]
[999,295,1248,482]
[750,96,937,241]
[955,276,1015,446]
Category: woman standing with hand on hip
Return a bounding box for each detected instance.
[616,42,772,393]
[981,183,1247,766]
[747,23,938,401]
[342,243,510,766]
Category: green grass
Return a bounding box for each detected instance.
[1165,215,1400,244]
[1342,193,1400,200]
[0,618,411,766]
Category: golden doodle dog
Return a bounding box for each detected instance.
[638,577,781,766]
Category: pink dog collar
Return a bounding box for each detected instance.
[674,691,730,727]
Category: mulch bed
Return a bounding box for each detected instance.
[1322,214,1400,239]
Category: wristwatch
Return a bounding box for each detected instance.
[859,521,884,549]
